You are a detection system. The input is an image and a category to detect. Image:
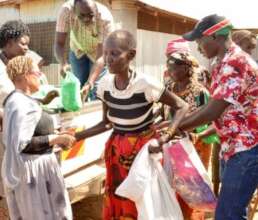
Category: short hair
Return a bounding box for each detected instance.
[232,30,256,45]
[105,30,136,51]
[0,20,30,48]
[6,56,33,81]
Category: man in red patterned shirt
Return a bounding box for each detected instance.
[179,14,258,220]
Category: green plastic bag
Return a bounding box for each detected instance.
[195,124,220,144]
[194,92,220,144]
[61,71,82,112]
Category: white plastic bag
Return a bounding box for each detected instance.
[116,139,183,220]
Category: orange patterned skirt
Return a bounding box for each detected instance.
[103,130,157,220]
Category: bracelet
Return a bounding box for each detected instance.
[165,129,174,138]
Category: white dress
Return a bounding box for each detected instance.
[2,91,72,220]
[0,58,14,198]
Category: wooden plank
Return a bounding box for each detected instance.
[0,0,19,6]
[64,159,104,178]
[135,1,197,23]
[65,164,106,204]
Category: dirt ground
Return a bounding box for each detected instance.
[1,194,258,220]
[0,195,104,220]
[72,195,103,220]
[71,193,258,220]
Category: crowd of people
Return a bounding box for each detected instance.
[0,0,257,220]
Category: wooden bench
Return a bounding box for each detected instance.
[64,159,106,204]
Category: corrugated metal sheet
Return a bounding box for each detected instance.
[28,22,58,63]
[136,29,210,81]
[0,6,19,25]
[0,0,63,24]
[0,0,20,6]
[20,0,63,23]
[42,64,61,86]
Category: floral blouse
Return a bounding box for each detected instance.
[210,44,258,160]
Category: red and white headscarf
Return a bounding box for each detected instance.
[166,38,190,56]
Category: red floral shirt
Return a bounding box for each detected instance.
[210,44,258,160]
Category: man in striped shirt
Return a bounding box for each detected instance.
[54,0,114,100]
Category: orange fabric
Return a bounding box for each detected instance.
[103,130,158,220]
[195,139,212,170]
[177,195,205,220]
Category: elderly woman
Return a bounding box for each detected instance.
[164,39,214,220]
[164,39,214,169]
[165,38,211,88]
[2,56,74,220]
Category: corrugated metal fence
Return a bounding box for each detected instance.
[136,29,210,81]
